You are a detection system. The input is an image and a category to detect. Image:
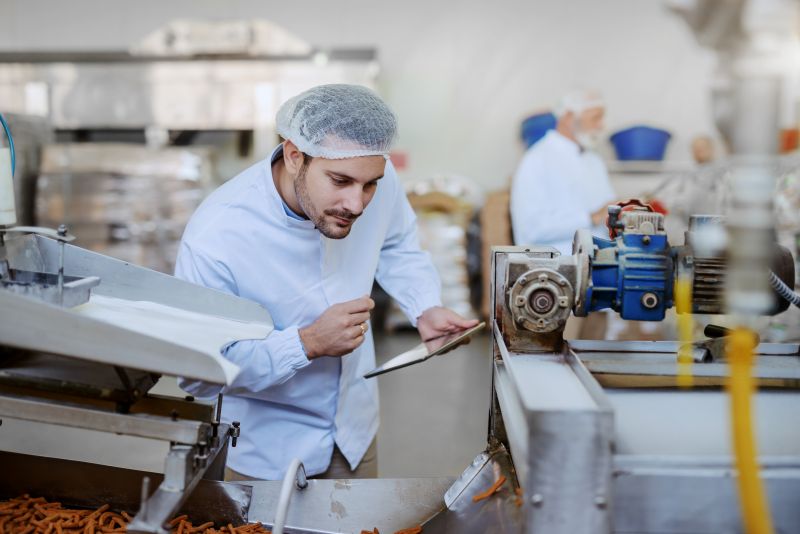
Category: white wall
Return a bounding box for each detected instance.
[0,0,718,190]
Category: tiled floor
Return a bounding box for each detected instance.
[373,331,493,478]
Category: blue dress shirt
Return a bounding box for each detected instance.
[175,145,441,479]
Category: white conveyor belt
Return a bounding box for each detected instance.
[0,287,272,386]
[70,294,271,385]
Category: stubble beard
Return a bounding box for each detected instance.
[294,165,353,240]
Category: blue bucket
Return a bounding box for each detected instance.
[521,112,557,148]
[609,126,671,161]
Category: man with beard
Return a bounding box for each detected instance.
[510,89,616,254]
[175,84,476,481]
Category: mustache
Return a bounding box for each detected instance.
[325,209,360,221]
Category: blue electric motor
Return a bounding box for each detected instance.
[584,205,674,321]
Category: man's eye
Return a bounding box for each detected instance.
[365,181,378,190]
[332,178,348,186]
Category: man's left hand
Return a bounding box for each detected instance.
[417,306,479,342]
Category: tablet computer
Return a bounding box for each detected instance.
[363,321,486,379]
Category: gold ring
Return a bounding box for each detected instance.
[360,323,367,335]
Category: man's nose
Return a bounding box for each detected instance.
[342,187,364,215]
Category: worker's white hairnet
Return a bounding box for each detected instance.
[276,84,397,159]
[555,89,605,118]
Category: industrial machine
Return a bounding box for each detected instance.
[3,2,800,532]
[504,202,796,346]
[3,204,797,534]
[0,218,278,533]
[0,19,379,161]
[475,0,800,528]
[0,106,279,532]
[483,211,800,533]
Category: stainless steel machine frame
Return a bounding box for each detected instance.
[0,52,378,132]
[489,246,800,534]
[0,230,273,534]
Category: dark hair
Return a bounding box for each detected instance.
[300,152,313,175]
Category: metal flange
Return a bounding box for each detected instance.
[508,268,574,333]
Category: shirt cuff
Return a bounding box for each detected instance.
[401,288,443,327]
[270,325,312,374]
[177,377,223,400]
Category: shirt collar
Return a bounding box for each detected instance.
[265,144,316,229]
[546,129,582,155]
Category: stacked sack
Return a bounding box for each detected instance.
[383,175,481,330]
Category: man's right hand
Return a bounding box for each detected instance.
[299,296,375,359]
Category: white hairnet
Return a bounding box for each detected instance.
[555,89,605,118]
[276,84,398,159]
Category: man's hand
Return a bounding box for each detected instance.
[299,296,375,359]
[417,306,480,342]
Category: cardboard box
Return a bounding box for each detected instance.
[479,189,513,319]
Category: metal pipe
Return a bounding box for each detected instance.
[211,393,223,446]
[722,3,785,317]
[271,458,307,534]
[139,476,151,523]
[57,225,67,306]
[215,393,223,424]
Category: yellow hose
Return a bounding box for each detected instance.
[675,277,693,388]
[728,327,774,534]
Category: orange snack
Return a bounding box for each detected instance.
[0,496,273,534]
[168,516,188,527]
[471,475,507,503]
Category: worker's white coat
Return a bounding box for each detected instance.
[510,130,615,254]
[175,145,441,479]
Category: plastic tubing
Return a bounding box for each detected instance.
[0,113,15,177]
[728,327,774,534]
[675,276,694,388]
[272,458,307,534]
[769,270,800,308]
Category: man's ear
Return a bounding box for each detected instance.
[283,139,305,175]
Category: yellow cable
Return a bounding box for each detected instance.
[728,327,774,534]
[675,277,693,388]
